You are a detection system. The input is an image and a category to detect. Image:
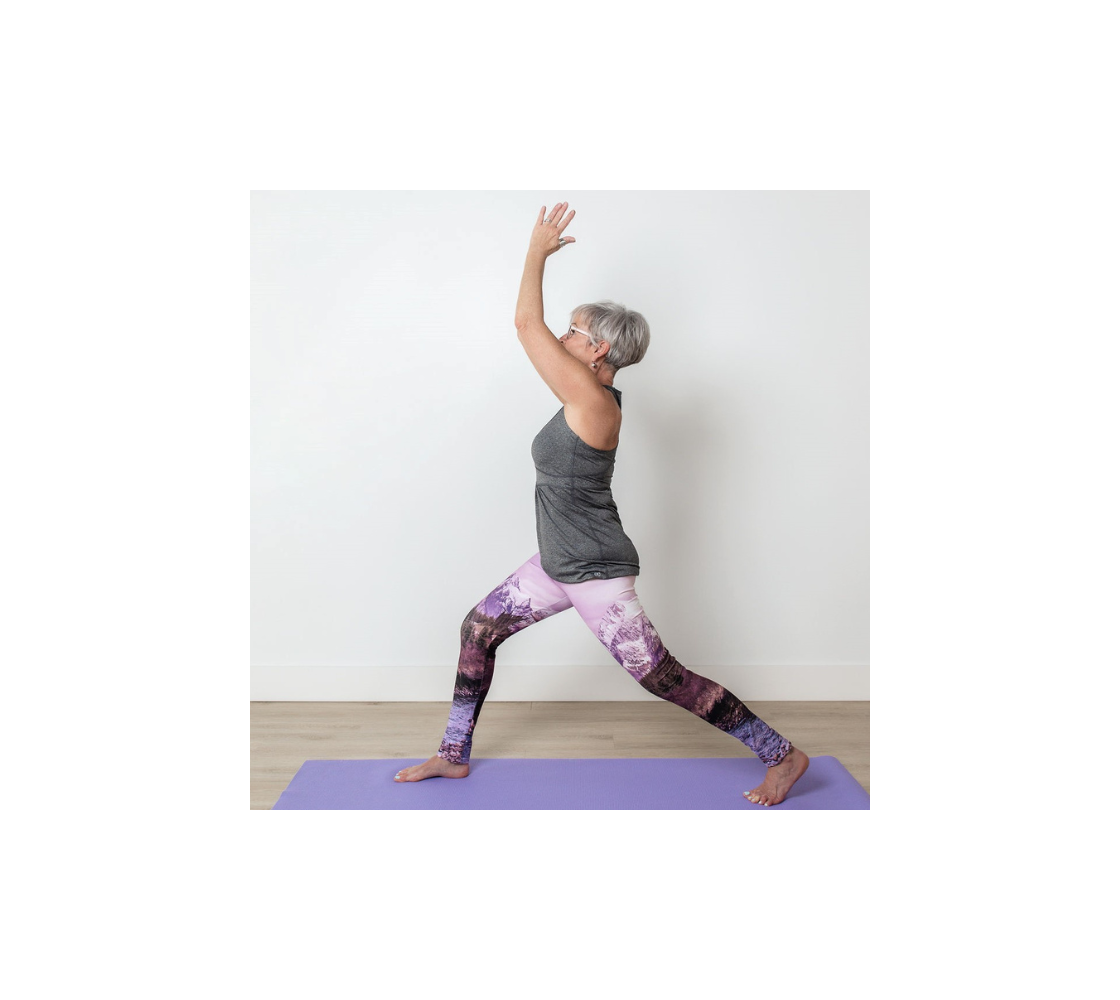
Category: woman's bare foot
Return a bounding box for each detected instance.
[393,755,470,782]
[744,746,810,806]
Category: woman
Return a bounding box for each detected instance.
[394,201,810,805]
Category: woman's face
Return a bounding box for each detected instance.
[560,315,603,366]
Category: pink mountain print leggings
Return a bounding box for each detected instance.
[437,552,791,767]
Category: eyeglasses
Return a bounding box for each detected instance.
[563,324,598,347]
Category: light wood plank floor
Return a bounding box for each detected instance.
[250,700,869,809]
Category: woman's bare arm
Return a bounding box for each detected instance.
[513,203,603,407]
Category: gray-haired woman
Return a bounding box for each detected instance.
[395,201,810,805]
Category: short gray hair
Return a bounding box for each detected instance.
[569,301,650,373]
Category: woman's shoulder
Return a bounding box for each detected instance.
[563,386,622,451]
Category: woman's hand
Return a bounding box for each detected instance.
[528,201,576,258]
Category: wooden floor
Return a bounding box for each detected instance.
[250,700,869,809]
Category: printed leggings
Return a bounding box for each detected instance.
[437,552,791,767]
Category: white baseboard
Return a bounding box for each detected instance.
[250,664,869,701]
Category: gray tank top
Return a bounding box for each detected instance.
[531,385,641,583]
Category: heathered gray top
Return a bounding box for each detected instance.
[531,385,641,583]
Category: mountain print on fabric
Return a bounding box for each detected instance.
[596,597,666,683]
[439,573,559,765]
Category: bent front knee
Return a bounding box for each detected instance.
[460,604,523,652]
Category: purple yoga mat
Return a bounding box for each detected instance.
[271,756,868,810]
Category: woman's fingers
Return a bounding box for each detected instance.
[532,202,575,252]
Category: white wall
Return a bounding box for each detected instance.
[250,191,869,700]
